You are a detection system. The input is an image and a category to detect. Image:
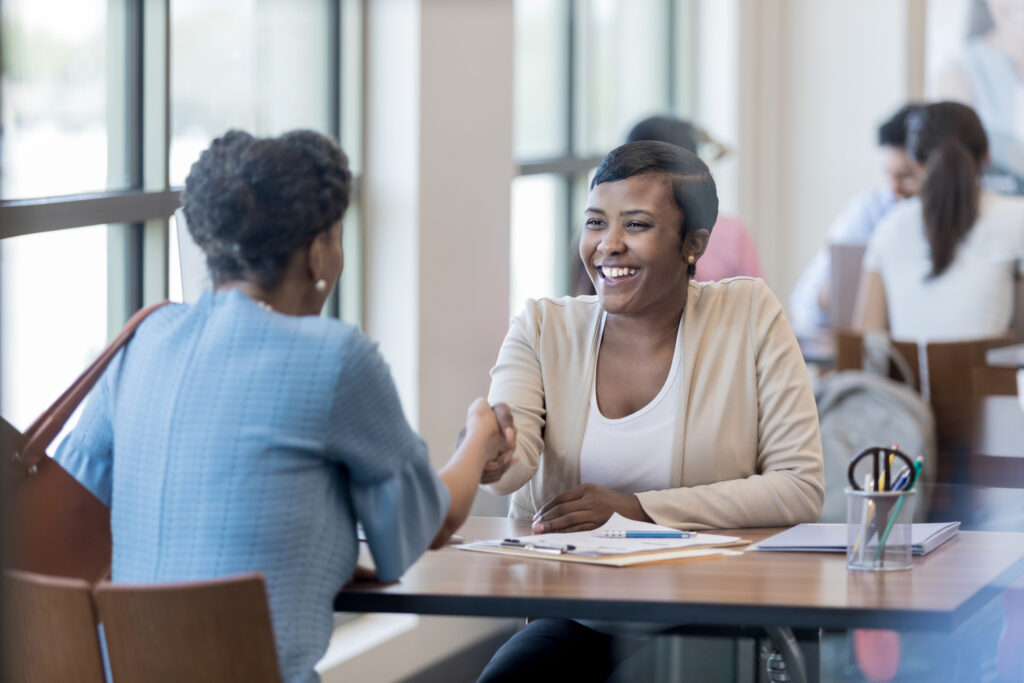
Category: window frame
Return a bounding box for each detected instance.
[0,0,365,418]
[513,0,694,297]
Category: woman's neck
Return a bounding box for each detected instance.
[218,280,315,316]
[603,292,687,349]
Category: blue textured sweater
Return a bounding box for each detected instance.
[57,289,450,683]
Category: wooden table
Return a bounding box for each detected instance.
[336,517,1024,634]
[986,344,1024,368]
[797,333,835,367]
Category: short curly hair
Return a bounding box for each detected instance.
[181,129,352,289]
[591,140,718,278]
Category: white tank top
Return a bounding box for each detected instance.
[579,313,684,494]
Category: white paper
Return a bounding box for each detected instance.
[470,513,740,557]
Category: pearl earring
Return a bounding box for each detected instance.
[314,279,328,293]
[687,255,696,265]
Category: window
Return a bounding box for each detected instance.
[169,0,333,186]
[0,0,364,429]
[0,227,109,430]
[1,0,114,199]
[511,0,693,312]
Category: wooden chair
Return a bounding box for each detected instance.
[836,331,1020,500]
[835,331,1017,399]
[3,569,106,683]
[835,331,919,389]
[828,243,868,329]
[93,572,282,683]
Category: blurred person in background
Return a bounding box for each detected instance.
[626,115,765,284]
[853,101,1024,341]
[788,103,923,336]
[934,0,1024,196]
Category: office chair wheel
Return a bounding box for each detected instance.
[760,627,808,683]
[760,644,793,683]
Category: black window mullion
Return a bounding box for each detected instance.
[667,0,676,111]
[324,0,343,319]
[563,0,578,296]
[122,0,146,318]
[328,0,342,142]
[566,0,577,157]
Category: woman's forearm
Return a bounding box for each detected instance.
[431,430,490,548]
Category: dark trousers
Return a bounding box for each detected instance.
[477,618,652,682]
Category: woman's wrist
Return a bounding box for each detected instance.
[627,494,654,523]
[456,426,494,465]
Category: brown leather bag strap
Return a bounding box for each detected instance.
[13,301,172,472]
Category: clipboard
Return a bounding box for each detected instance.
[455,513,749,567]
[456,541,748,567]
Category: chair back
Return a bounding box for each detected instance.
[828,243,867,329]
[3,569,106,683]
[93,572,282,683]
[835,331,919,389]
[834,332,1017,399]
[925,338,1017,398]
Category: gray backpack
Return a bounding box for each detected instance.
[813,337,936,523]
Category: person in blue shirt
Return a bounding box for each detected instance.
[788,104,923,336]
[55,129,517,683]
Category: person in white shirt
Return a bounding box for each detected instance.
[854,101,1024,341]
[478,140,823,683]
[789,104,923,336]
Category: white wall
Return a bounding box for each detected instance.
[417,0,515,484]
[735,0,925,305]
[341,1,517,679]
[695,0,741,216]
[363,0,513,489]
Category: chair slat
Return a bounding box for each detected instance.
[93,572,282,683]
[3,569,106,683]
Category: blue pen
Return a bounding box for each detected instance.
[598,530,693,539]
[890,465,912,491]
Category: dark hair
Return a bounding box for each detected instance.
[906,102,987,278]
[625,116,700,155]
[877,103,923,147]
[181,129,352,289]
[591,141,718,278]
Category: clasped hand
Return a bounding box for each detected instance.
[462,400,518,484]
[531,483,651,533]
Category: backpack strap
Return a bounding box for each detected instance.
[862,332,917,389]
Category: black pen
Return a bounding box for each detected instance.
[500,538,576,554]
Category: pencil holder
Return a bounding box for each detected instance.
[846,488,915,572]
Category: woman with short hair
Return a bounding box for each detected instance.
[479,141,823,681]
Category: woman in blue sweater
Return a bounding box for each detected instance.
[56,129,516,683]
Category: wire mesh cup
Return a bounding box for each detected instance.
[846,488,915,571]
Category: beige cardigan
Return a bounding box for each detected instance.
[485,277,824,529]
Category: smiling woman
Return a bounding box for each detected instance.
[479,141,825,681]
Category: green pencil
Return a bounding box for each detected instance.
[874,456,924,561]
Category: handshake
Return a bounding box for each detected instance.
[460,399,518,485]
